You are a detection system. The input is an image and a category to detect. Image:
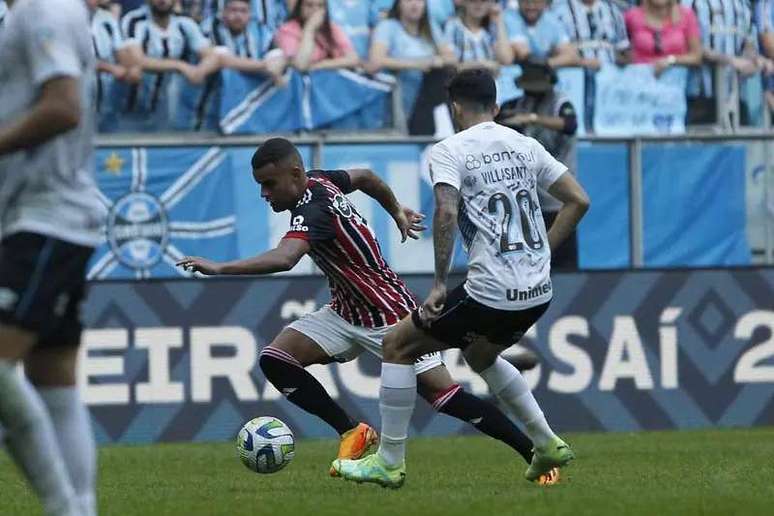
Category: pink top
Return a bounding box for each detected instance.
[274,20,355,63]
[624,6,700,63]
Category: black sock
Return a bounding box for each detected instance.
[436,386,533,463]
[259,348,357,435]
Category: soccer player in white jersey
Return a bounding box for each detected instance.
[0,0,104,514]
[332,69,590,488]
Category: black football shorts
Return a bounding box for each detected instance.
[411,282,549,349]
[0,232,94,347]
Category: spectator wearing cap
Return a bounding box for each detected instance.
[495,62,579,269]
[274,0,360,71]
[443,0,514,73]
[505,0,581,68]
[552,0,631,69]
[625,0,702,75]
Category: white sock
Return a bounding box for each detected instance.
[377,363,416,468]
[39,386,97,516]
[0,361,76,516]
[479,356,557,448]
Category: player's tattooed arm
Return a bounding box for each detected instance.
[420,183,460,321]
[177,238,310,276]
[347,169,427,241]
[432,183,461,287]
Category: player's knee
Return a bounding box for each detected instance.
[463,343,499,373]
[258,348,280,383]
[24,347,78,387]
[382,332,414,364]
[424,384,462,412]
[259,346,304,384]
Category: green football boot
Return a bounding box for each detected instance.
[331,453,406,489]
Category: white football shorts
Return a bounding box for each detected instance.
[287,305,443,375]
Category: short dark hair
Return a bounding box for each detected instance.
[447,69,497,110]
[251,138,301,170]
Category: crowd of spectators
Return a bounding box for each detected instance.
[0,0,771,132]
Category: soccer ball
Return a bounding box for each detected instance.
[236,416,295,474]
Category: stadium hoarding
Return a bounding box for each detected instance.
[81,269,774,444]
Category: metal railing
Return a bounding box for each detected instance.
[96,132,774,268]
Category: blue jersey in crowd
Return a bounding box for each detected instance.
[552,0,629,64]
[443,17,498,62]
[372,17,445,116]
[683,0,757,96]
[505,9,570,59]
[91,7,125,126]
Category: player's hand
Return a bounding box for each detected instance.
[421,284,447,323]
[393,206,427,242]
[176,256,222,275]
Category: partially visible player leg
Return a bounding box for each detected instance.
[464,338,557,448]
[0,326,77,516]
[464,337,574,481]
[258,319,378,471]
[331,316,444,487]
[417,365,533,464]
[259,327,359,436]
[26,343,96,516]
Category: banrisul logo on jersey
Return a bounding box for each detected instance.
[89,147,238,280]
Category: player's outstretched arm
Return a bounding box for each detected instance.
[546,172,590,251]
[0,77,81,156]
[177,238,310,276]
[347,169,427,241]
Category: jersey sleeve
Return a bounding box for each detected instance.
[180,17,210,55]
[106,17,124,51]
[21,1,86,86]
[429,142,461,190]
[283,188,337,242]
[307,169,355,194]
[532,139,568,190]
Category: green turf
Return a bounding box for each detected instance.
[2,428,773,515]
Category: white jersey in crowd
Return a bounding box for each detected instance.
[429,121,568,310]
[0,0,105,246]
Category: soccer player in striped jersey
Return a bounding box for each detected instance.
[177,138,558,484]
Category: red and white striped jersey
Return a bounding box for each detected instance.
[283,170,417,328]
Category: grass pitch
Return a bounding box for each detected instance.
[2,428,772,515]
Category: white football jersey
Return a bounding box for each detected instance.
[0,0,104,246]
[429,121,567,310]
